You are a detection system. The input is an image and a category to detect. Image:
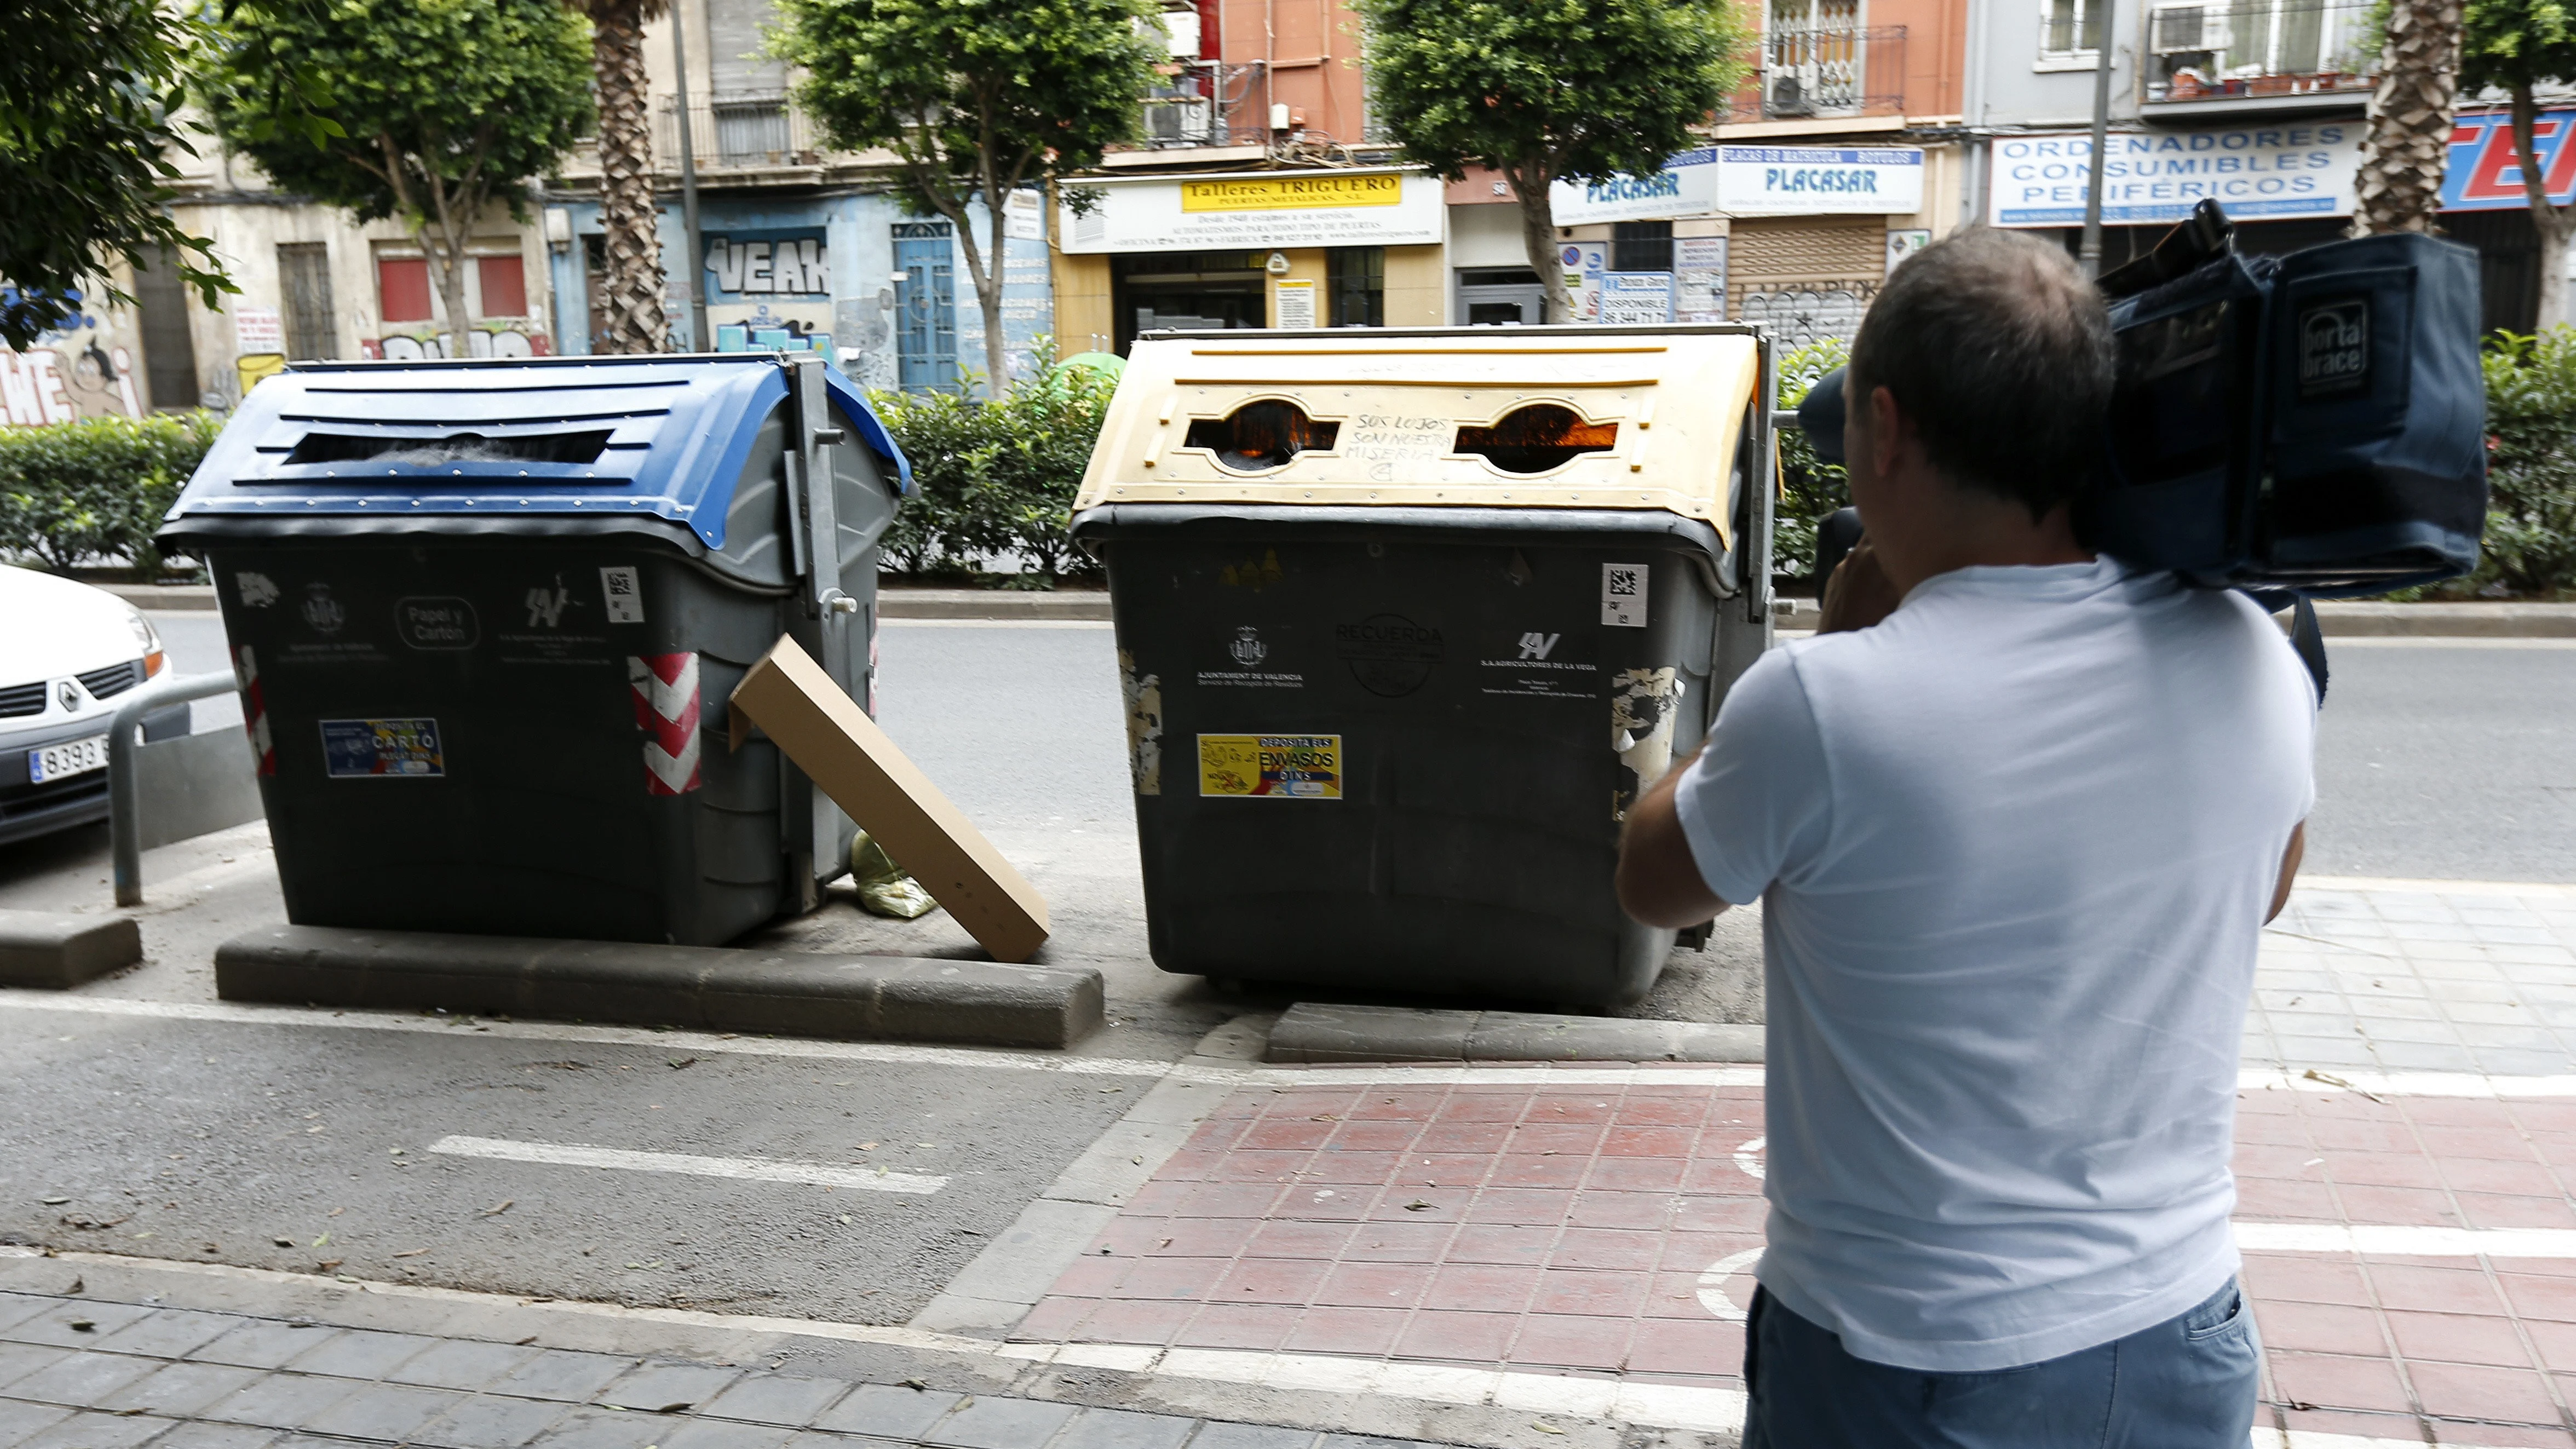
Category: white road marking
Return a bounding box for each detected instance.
[1694,1247,1763,1322]
[2314,636,2576,650]
[1732,1135,1766,1181]
[426,1135,946,1195]
[883,618,1114,630]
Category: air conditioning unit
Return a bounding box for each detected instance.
[2150,4,2230,54]
[1769,74,1813,116]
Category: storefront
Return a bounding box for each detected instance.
[1051,168,1447,353]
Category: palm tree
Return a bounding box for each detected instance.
[574,0,669,350]
[2348,0,2467,234]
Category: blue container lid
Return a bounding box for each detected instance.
[162,354,911,551]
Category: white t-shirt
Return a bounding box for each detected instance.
[1673,556,2316,1373]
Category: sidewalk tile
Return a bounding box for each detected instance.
[1340,1223,1458,1265]
[1113,1258,1231,1302]
[1622,1319,1740,1378]
[1421,1264,1538,1314]
[2457,1192,2576,1230]
[21,1412,176,1449]
[301,1383,459,1441]
[1175,1425,1315,1449]
[0,1401,72,1449]
[597,1362,740,1412]
[87,1310,242,1361]
[0,1301,60,1338]
[647,1418,795,1449]
[1212,1258,1327,1306]
[280,1327,437,1381]
[199,1373,361,1431]
[2368,1264,2506,1315]
[921,1395,1078,1448]
[1050,1407,1198,1449]
[1074,1300,1193,1346]
[1392,1310,1515,1362]
[1528,1269,1647,1319]
[810,1384,962,1440]
[485,1349,638,1404]
[527,1407,663,1449]
[93,1361,262,1418]
[3,1304,156,1350]
[1509,1313,1635,1371]
[2265,1351,2416,1413]
[1171,1303,1297,1352]
[2407,1360,2561,1423]
[697,1373,848,1427]
[2251,1301,2387,1357]
[1281,1307,1406,1357]
[7,1350,159,1408]
[1312,1263,1429,1310]
[0,1345,71,1395]
[188,1324,335,1372]
[2384,1309,2534,1367]
[387,1340,542,1392]
[415,1392,573,1448]
[148,1423,281,1449]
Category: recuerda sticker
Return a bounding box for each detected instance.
[1333,613,1443,698]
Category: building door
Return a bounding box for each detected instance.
[130,244,201,410]
[1112,251,1266,352]
[277,243,337,360]
[1455,267,1545,325]
[893,223,958,392]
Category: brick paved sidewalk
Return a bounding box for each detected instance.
[0,1286,1446,1449]
[1015,1067,2576,1448]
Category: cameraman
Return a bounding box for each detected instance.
[1615,227,2315,1446]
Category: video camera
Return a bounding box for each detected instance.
[1797,199,2489,597]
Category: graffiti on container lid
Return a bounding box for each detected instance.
[1120,649,1164,797]
[235,572,280,609]
[1198,734,1341,799]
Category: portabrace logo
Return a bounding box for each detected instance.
[1518,631,1561,660]
[2298,299,2370,397]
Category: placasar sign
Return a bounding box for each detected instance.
[1551,149,1723,226]
[1990,123,2362,227]
[1718,146,1925,216]
[2442,108,2576,211]
[1059,170,1443,252]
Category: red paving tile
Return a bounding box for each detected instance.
[1009,1076,2576,1441]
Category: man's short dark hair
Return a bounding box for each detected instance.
[1849,227,2114,520]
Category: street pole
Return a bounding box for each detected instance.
[2077,0,2118,278]
[670,0,709,350]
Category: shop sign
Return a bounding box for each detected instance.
[1550,149,1723,225]
[1676,237,1728,323]
[2442,108,2576,211]
[1057,170,1443,252]
[1718,147,1925,216]
[1989,124,2361,227]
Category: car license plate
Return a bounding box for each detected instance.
[27,734,109,784]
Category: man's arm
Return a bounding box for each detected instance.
[2269,821,2305,924]
[1615,745,1730,929]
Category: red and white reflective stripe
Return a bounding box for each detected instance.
[628,652,701,796]
[234,645,275,778]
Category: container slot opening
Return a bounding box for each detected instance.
[283,430,614,467]
[1184,401,1340,472]
[1454,405,1619,474]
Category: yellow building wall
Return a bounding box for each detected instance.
[1383,244,1444,326]
[1051,250,1114,358]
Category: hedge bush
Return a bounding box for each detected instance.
[0,411,220,576]
[870,341,1114,587]
[2464,327,2576,599]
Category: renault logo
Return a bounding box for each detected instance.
[57,681,79,713]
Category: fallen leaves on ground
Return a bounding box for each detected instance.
[392,1247,429,1258]
[480,1200,514,1217]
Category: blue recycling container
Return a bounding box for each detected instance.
[156,354,910,945]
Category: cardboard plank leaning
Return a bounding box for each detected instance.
[728,636,1050,963]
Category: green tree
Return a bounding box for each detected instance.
[1,0,232,350]
[569,0,668,354]
[773,0,1161,393]
[2349,0,2468,236]
[205,0,594,352]
[1355,0,1755,321]
[2462,0,2576,327]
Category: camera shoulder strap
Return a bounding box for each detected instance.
[2287,595,2330,705]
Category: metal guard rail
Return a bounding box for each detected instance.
[110,670,250,907]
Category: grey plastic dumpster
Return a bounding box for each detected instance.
[1069,325,1776,1008]
[154,354,909,946]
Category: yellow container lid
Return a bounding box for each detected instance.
[1073,326,1763,546]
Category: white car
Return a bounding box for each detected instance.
[0,566,184,846]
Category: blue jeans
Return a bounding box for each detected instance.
[1741,1278,2261,1448]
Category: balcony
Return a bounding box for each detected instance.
[656,94,820,170]
[2135,0,2379,112]
[1721,8,1908,123]
[1132,61,1270,150]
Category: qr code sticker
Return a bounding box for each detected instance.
[600,565,646,624]
[1601,562,1648,628]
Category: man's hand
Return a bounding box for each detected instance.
[1819,537,1904,633]
[1615,746,1732,928]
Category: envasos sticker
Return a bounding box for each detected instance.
[1198,734,1342,798]
[320,718,446,778]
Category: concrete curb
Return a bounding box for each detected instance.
[877,588,1111,621]
[214,924,1103,1048]
[0,910,142,988]
[104,583,217,611]
[1265,1001,1762,1064]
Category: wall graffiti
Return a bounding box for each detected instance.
[0,296,144,427]
[360,325,554,360]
